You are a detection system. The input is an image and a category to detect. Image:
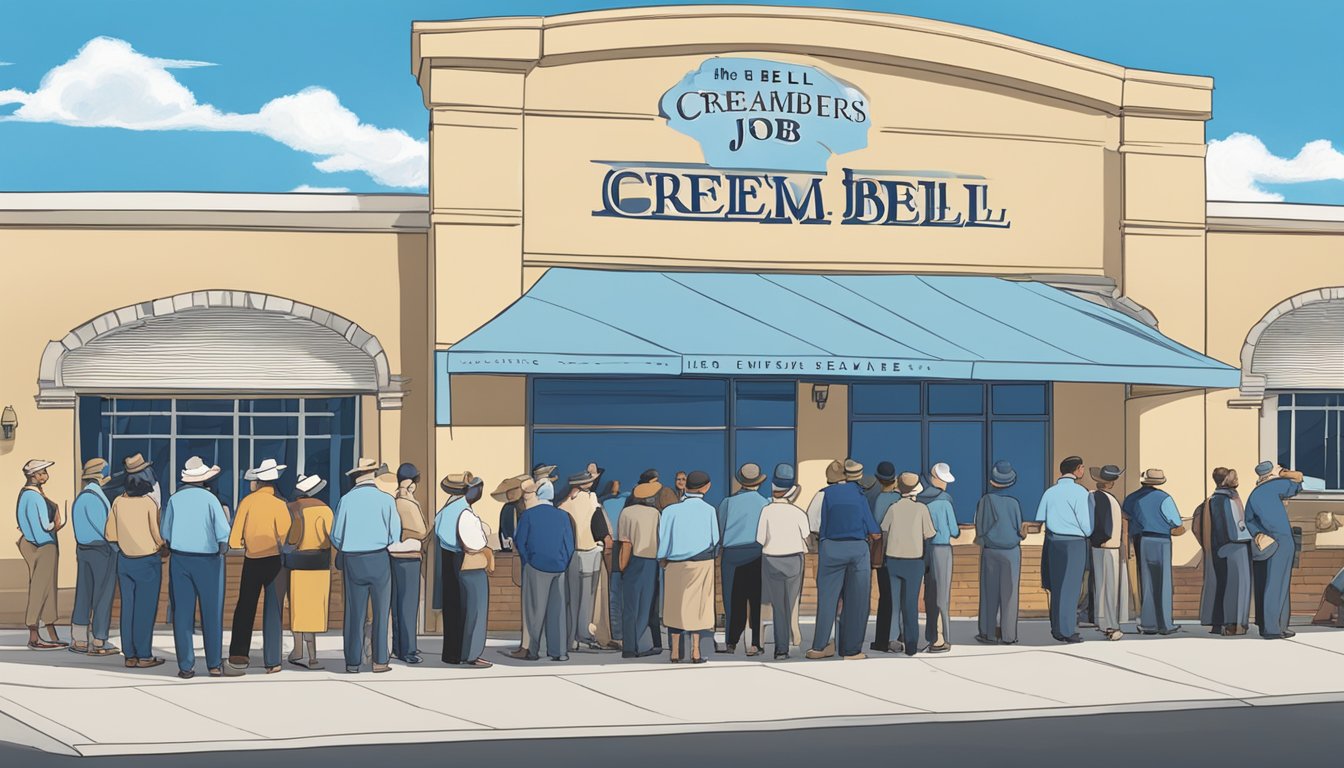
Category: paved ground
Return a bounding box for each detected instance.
[2,702,1340,767]
[1,618,1342,757]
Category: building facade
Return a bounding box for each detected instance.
[3,6,1344,628]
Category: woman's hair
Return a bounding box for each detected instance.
[1220,469,1240,489]
[123,467,157,498]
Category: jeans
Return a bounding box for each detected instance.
[1045,532,1087,639]
[229,555,284,667]
[460,568,490,662]
[118,553,162,660]
[722,544,763,648]
[439,548,464,663]
[391,557,421,659]
[886,557,924,656]
[979,547,1020,643]
[170,551,225,672]
[524,565,568,659]
[812,539,871,657]
[343,551,392,667]
[1138,536,1175,633]
[608,569,625,643]
[621,557,658,654]
[73,543,117,642]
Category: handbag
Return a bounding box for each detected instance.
[868,535,884,569]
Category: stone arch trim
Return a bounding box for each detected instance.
[36,290,404,409]
[1235,286,1344,404]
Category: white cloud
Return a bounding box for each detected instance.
[1207,132,1344,201]
[290,184,350,193]
[0,37,427,188]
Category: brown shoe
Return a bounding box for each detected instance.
[805,648,833,660]
[842,652,867,661]
[500,647,531,660]
[372,663,392,673]
[467,659,494,669]
[136,657,165,668]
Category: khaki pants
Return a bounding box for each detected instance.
[18,538,58,627]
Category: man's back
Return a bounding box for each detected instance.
[1246,477,1300,536]
[819,483,878,541]
[517,503,575,573]
[1039,478,1092,537]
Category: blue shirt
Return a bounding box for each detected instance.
[657,494,721,561]
[71,482,111,546]
[331,483,401,553]
[1121,486,1182,536]
[161,485,231,554]
[871,490,903,524]
[975,490,1024,550]
[434,497,469,553]
[1038,477,1094,538]
[921,488,960,545]
[818,482,881,542]
[514,502,575,573]
[602,495,628,532]
[1245,477,1302,539]
[16,488,55,546]
[718,489,768,549]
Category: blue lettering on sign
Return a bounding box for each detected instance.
[659,57,870,173]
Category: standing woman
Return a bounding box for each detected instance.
[16,459,66,650]
[286,474,334,669]
[104,454,165,668]
[657,470,720,663]
[1209,469,1253,636]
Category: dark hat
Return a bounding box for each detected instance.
[532,463,558,481]
[875,461,897,483]
[1255,460,1274,477]
[567,469,597,487]
[396,462,420,483]
[990,460,1017,487]
[772,463,796,489]
[1089,465,1124,483]
[736,462,766,487]
[639,468,659,484]
[685,470,711,491]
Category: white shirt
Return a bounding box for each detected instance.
[806,490,826,534]
[458,508,489,552]
[757,501,812,556]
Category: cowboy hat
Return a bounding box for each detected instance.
[295,474,327,497]
[843,459,864,481]
[632,479,662,500]
[123,453,153,475]
[180,456,221,484]
[930,462,955,483]
[1140,468,1167,486]
[990,460,1017,487]
[532,463,558,481]
[81,458,108,482]
[22,459,55,476]
[736,462,766,487]
[491,475,527,504]
[897,471,923,496]
[441,471,479,496]
[1089,465,1124,483]
[245,458,287,482]
[345,457,387,478]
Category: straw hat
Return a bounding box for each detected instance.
[345,457,387,479]
[441,471,479,495]
[824,459,845,484]
[1140,468,1167,486]
[736,463,766,487]
[123,453,152,475]
[843,459,864,481]
[81,458,108,482]
[491,475,530,504]
[897,472,923,496]
[180,456,221,484]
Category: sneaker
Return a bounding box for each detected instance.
[500,647,531,660]
[550,655,570,662]
[774,652,789,660]
[403,654,424,665]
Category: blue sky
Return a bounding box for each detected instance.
[1,0,1340,202]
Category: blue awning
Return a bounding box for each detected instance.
[443,270,1240,388]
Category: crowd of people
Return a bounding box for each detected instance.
[10,448,1331,678]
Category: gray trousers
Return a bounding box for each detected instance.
[1218,543,1252,630]
[1138,536,1175,633]
[923,544,953,645]
[460,569,489,662]
[73,543,117,641]
[342,552,391,667]
[978,547,1020,643]
[1091,547,1121,633]
[525,564,569,658]
[812,540,871,657]
[567,548,602,646]
[763,553,803,654]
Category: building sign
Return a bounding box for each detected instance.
[442,350,965,379]
[592,56,1011,227]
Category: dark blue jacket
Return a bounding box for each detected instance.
[819,482,880,542]
[1245,478,1302,539]
[514,502,576,574]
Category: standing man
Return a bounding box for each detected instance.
[389,463,427,665]
[658,470,720,663]
[618,479,663,658]
[226,458,292,675]
[1245,463,1304,639]
[70,458,118,656]
[974,461,1024,645]
[514,476,576,661]
[162,456,231,678]
[868,462,900,653]
[600,479,629,649]
[1122,469,1184,636]
[434,472,482,665]
[1037,456,1094,643]
[919,463,959,653]
[331,458,400,673]
[1089,465,1126,641]
[807,459,880,661]
[456,488,495,669]
[1209,469,1253,636]
[756,469,810,659]
[17,459,66,650]
[717,462,768,656]
[806,460,846,541]
[533,463,558,503]
[560,468,609,652]
[880,473,938,657]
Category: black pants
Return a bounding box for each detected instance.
[872,563,892,647]
[439,548,465,664]
[228,555,283,663]
[649,566,663,648]
[722,546,763,648]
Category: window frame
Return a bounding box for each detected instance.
[1275,391,1344,491]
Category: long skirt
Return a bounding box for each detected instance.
[290,568,331,633]
[664,559,715,631]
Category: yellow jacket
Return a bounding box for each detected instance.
[229,486,292,558]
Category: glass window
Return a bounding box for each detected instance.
[735,381,795,427]
[850,383,920,416]
[992,384,1048,415]
[1277,393,1344,490]
[114,415,170,435]
[532,378,727,427]
[1277,408,1293,469]
[735,429,795,486]
[178,414,234,436]
[114,399,171,412]
[532,428,729,507]
[928,421,984,523]
[176,399,234,413]
[928,383,984,416]
[992,421,1049,522]
[849,421,922,479]
[244,400,300,413]
[1294,393,1338,407]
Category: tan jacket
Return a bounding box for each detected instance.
[391,491,428,559]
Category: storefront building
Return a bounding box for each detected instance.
[3,6,1344,628]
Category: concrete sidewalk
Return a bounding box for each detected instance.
[3,619,1344,757]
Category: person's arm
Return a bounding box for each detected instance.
[149,501,164,549]
[17,493,41,541]
[807,492,823,534]
[1076,492,1095,537]
[866,499,881,537]
[161,496,175,546]
[514,512,531,567]
[755,509,769,548]
[657,512,672,561]
[327,501,344,551]
[973,496,989,542]
[459,512,487,554]
[619,516,635,571]
[387,498,402,548]
[709,507,721,550]
[943,501,960,539]
[1011,499,1025,540]
[103,501,119,544]
[922,507,937,539]
[717,500,729,540]
[1160,495,1183,529]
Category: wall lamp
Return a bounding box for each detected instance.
[811,384,830,410]
[0,406,16,440]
